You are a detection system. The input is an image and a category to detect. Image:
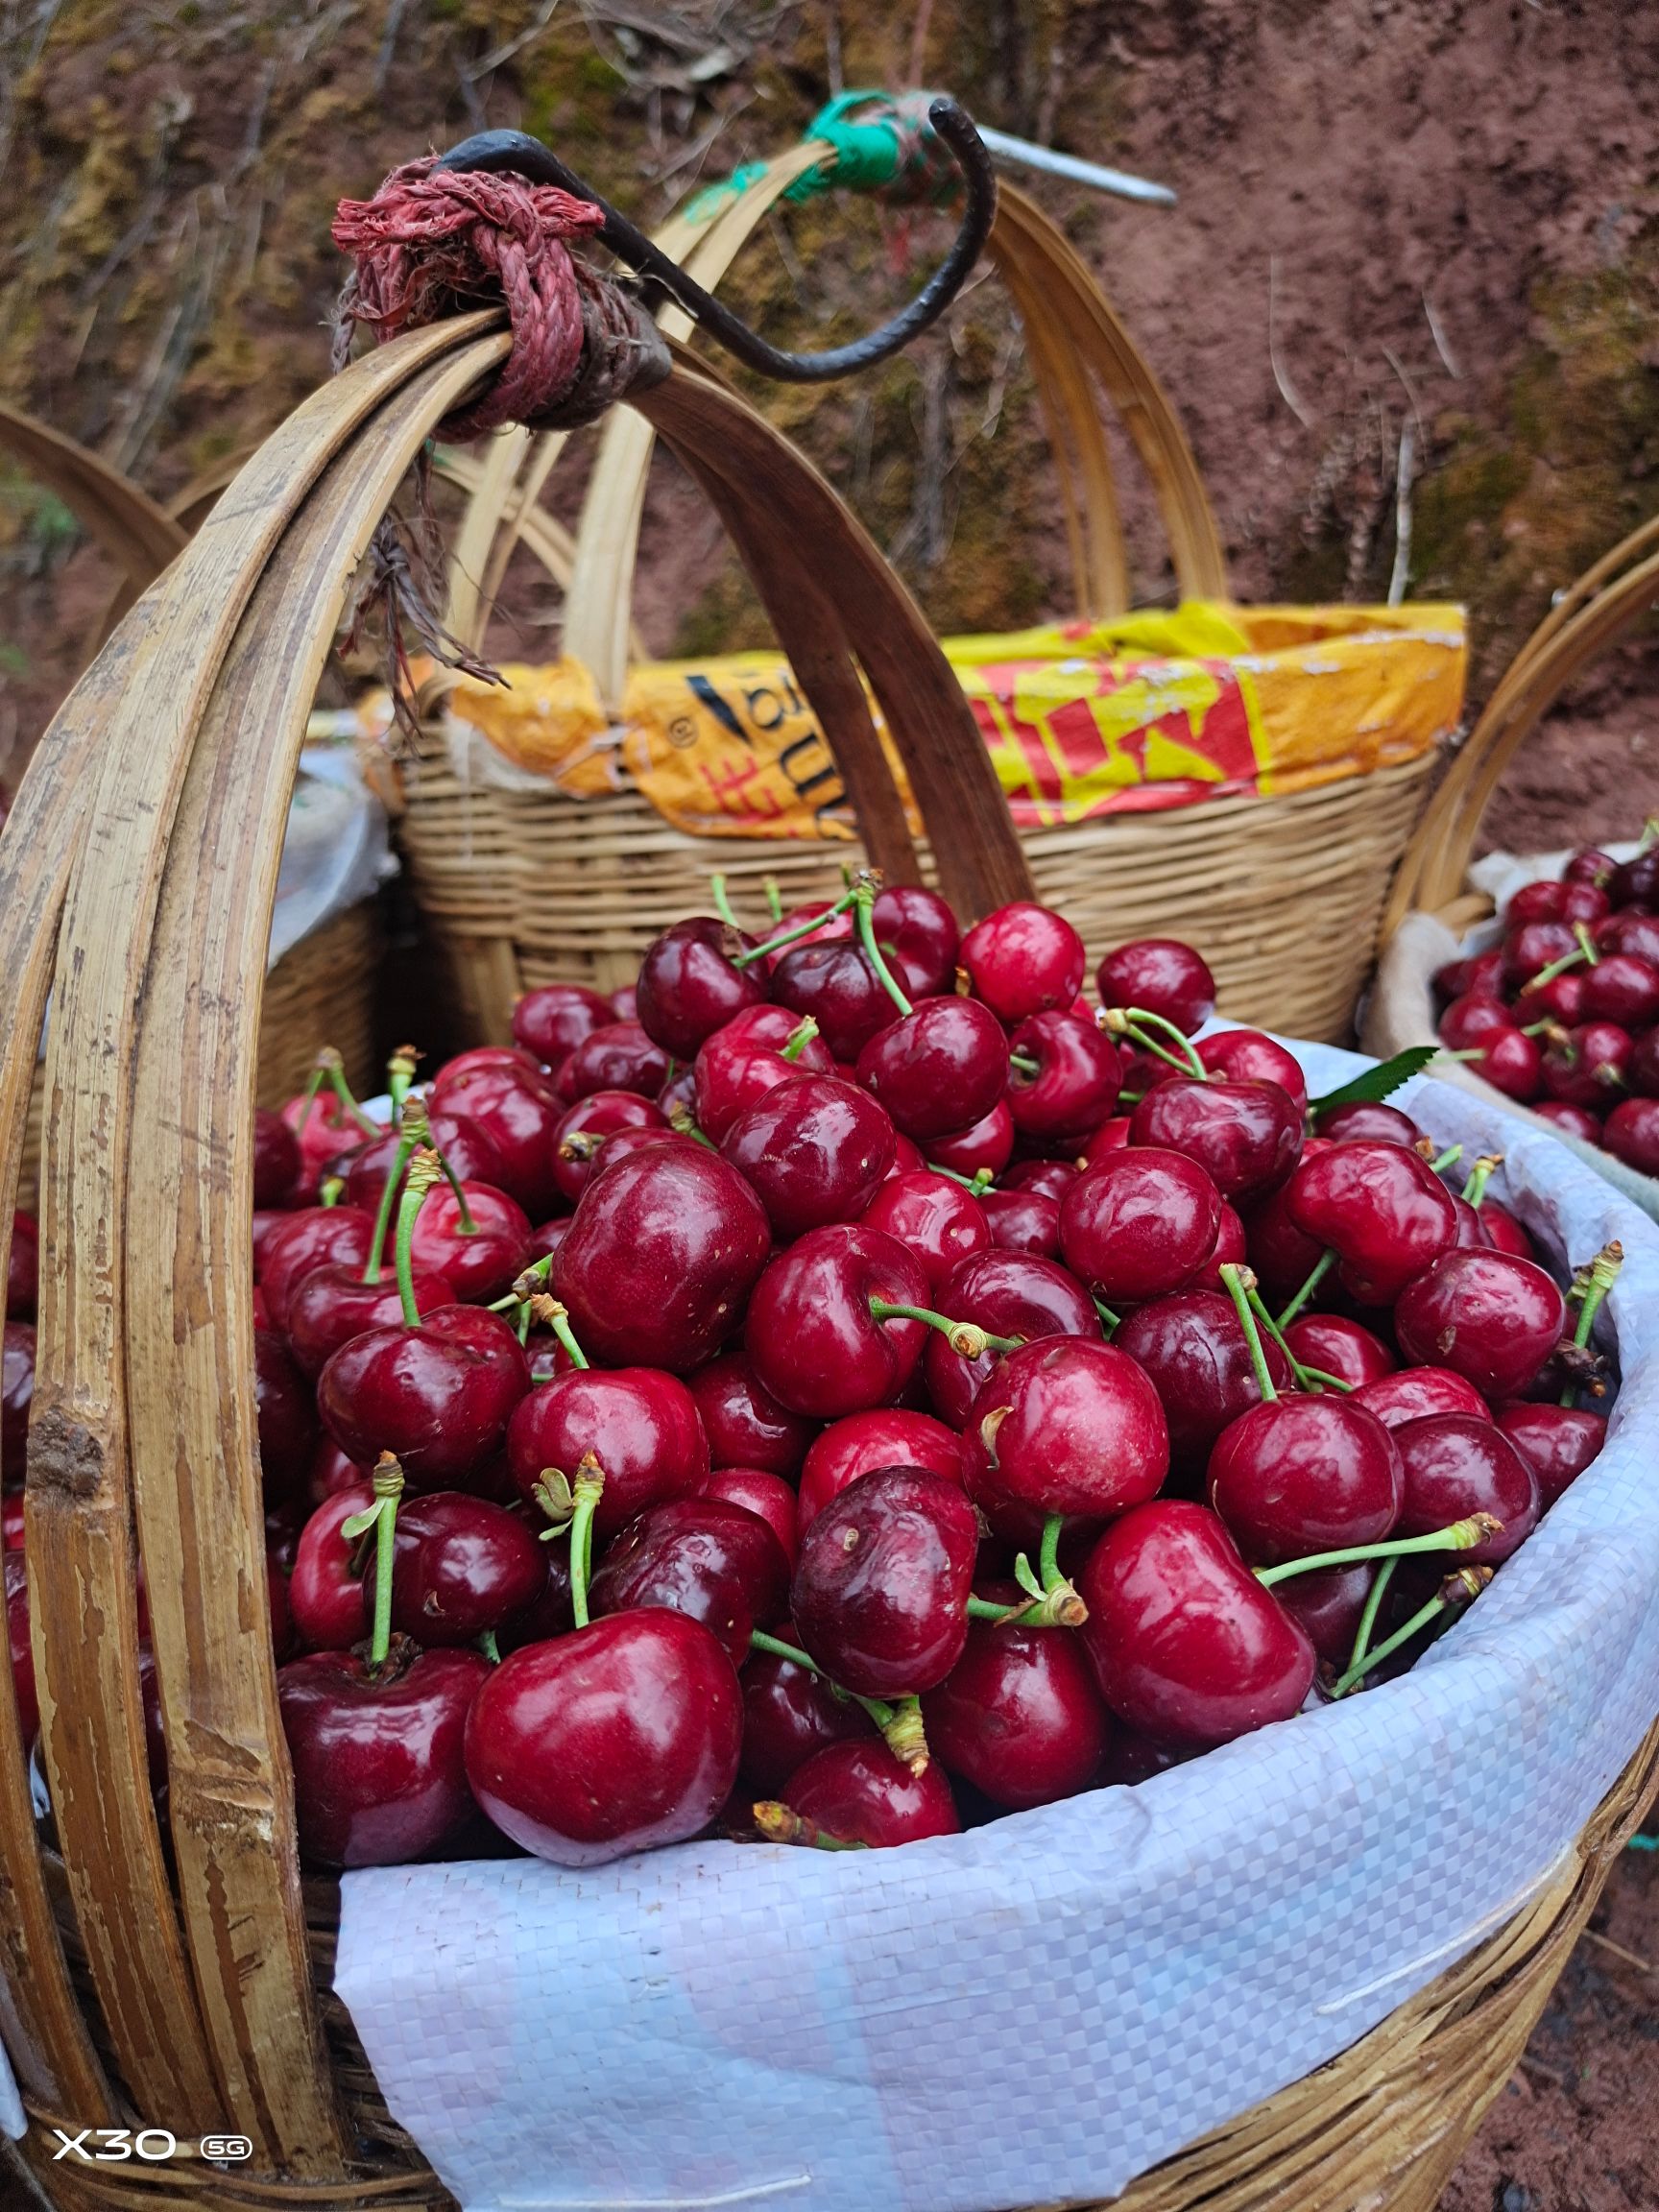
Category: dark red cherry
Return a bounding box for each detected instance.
[253,1110,301,1210]
[506,1367,709,1543]
[860,1170,990,1294]
[525,1216,573,1267]
[871,885,959,1000]
[1208,1395,1403,1565]
[636,918,769,1059]
[1114,1291,1292,1474]
[1096,939,1214,1034]
[511,982,613,1068]
[406,1182,531,1305]
[557,1022,671,1105]
[1000,1159,1077,1201]
[374,1492,545,1645]
[590,1497,790,1661]
[963,1338,1167,1524]
[1494,1403,1605,1508]
[689,1351,816,1478]
[722,1074,895,1240]
[1630,1030,1659,1099]
[791,1465,978,1697]
[744,1224,930,1419]
[260,1205,377,1333]
[7,1213,36,1322]
[924,1623,1109,1809]
[1242,1182,1327,1304]
[923,1251,1099,1426]
[1194,1030,1309,1113]
[427,1064,565,1218]
[960,902,1085,1022]
[1464,1027,1545,1103]
[926,1098,1015,1181]
[1598,910,1659,964]
[797,1409,964,1537]
[317,1307,530,1491]
[980,1186,1061,1259]
[1541,1021,1631,1107]
[1006,1010,1120,1143]
[286,1260,455,1380]
[1352,1367,1489,1428]
[695,1005,835,1142]
[254,1328,318,1506]
[549,1091,668,1206]
[1179,1200,1247,1293]
[1130,1077,1302,1206]
[1078,1500,1316,1747]
[1507,880,1569,925]
[279,1643,490,1869]
[738,1628,876,1791]
[6,1555,36,1746]
[704,1469,800,1571]
[344,1114,506,1217]
[1610,848,1659,908]
[1566,847,1618,889]
[1504,920,1578,987]
[769,1739,958,1847]
[288,1484,372,1649]
[1531,1099,1603,1143]
[1310,1101,1421,1146]
[464,1610,742,1865]
[1393,1413,1539,1564]
[1,1321,33,1478]
[1282,1314,1395,1388]
[1394,1249,1566,1399]
[554,1145,770,1372]
[1276,1563,1377,1666]
[1602,1095,1659,1174]
[281,1090,375,1193]
[311,1436,371,1504]
[855,997,1011,1143]
[1077,1117,1133,1169]
[1059,1147,1222,1304]
[1522,968,1586,1024]
[1439,994,1515,1051]
[1433,950,1503,1000]
[768,942,896,1062]
[1286,1141,1457,1304]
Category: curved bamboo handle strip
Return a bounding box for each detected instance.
[1382,526,1659,935]
[0,400,188,587]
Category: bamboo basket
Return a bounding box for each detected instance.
[394,162,1442,1043]
[1366,515,1659,1205]
[0,286,1653,2212]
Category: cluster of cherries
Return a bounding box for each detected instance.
[1434,830,1659,1174]
[1,880,1619,1871]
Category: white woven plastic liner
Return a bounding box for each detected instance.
[335,1045,1659,2212]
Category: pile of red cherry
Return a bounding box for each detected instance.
[1,880,1619,1870]
[1433,831,1659,1175]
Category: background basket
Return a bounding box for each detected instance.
[1366,515,1659,1209]
[393,153,1446,1044]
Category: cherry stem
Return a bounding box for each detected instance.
[1093,1296,1120,1335]
[1520,945,1589,995]
[1010,1052,1041,1077]
[1561,1239,1623,1407]
[1575,922,1600,966]
[341,1454,404,1671]
[781,1016,819,1064]
[393,1150,443,1328]
[489,1251,555,1311]
[854,882,913,1015]
[733,883,859,968]
[710,873,740,929]
[477,1628,501,1665]
[1276,1248,1336,1328]
[1427,1144,1463,1175]
[566,1454,605,1630]
[968,1517,1086,1629]
[1344,1555,1396,1683]
[1242,1282,1353,1394]
[668,1105,718,1150]
[318,1176,345,1209]
[867,1299,1021,1359]
[763,875,783,922]
[746,1628,921,1758]
[363,1100,428,1284]
[539,1297,590,1372]
[1520,1021,1554,1038]
[293,1060,327,1145]
[1329,1566,1491,1698]
[752,1802,868,1851]
[319,1046,380,1139]
[928,1162,995,1194]
[1462,1153,1503,1210]
[1255,1513,1502,1587]
[387,1045,421,1115]
[1219,1263,1279,1404]
[1099,1005,1206,1078]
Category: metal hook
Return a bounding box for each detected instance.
[432,95,996,384]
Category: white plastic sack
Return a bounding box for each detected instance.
[335,1046,1659,2212]
[269,744,396,969]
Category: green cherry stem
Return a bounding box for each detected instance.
[966,1514,1087,1628]
[1093,1296,1121,1335]
[762,875,784,922]
[1461,1153,1503,1210]
[1242,1281,1354,1393]
[565,1454,605,1630]
[488,1251,555,1311]
[341,1453,404,1671]
[1010,1052,1041,1077]
[477,1628,501,1665]
[1099,1005,1206,1078]
[1343,1554,1396,1684]
[533,1295,590,1372]
[318,1176,345,1209]
[751,1803,869,1850]
[1276,1248,1337,1329]
[362,1099,429,1285]
[710,873,740,929]
[854,881,913,1015]
[668,1106,718,1151]
[1330,1567,1492,1698]
[733,884,859,968]
[1218,1263,1279,1404]
[1520,945,1589,995]
[320,1046,380,1139]
[928,1162,995,1194]
[1255,1513,1501,1588]
[781,1016,820,1064]
[392,1150,444,1327]
[1561,1239,1623,1407]
[746,1630,930,1770]
[386,1044,421,1115]
[1427,1144,1463,1175]
[1574,922,1600,966]
[868,1299,1021,1359]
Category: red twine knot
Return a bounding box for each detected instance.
[331,156,670,436]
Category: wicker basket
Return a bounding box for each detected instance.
[394,164,1446,1043]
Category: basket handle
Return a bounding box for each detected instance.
[1382,519,1659,935]
[0,400,187,589]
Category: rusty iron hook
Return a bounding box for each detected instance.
[432,95,996,383]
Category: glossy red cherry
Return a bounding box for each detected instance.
[1077,1117,1133,1168]
[703,1469,800,1571]
[511,982,613,1068]
[1078,1500,1316,1747]
[1208,1394,1403,1565]
[288,1484,372,1649]
[434,1046,543,1087]
[254,1328,319,1505]
[1598,910,1659,964]
[960,902,1085,1022]
[694,1005,835,1142]
[870,886,960,999]
[506,1367,709,1543]
[860,1170,990,1294]
[768,942,896,1062]
[1503,920,1578,987]
[688,1351,816,1478]
[636,918,769,1059]
[1114,1290,1292,1473]
[766,1739,959,1847]
[2,1490,23,1551]
[1130,1077,1302,1206]
[925,1099,1015,1181]
[1465,1026,1544,1103]
[1194,1029,1309,1113]
[557,1021,671,1105]
[1352,1367,1489,1427]
[1393,1249,1565,1399]
[1434,950,1503,1001]
[278,1642,490,1869]
[980,1185,1061,1259]
[791,1466,977,1697]
[286,1259,455,1380]
[1059,1147,1222,1303]
[1096,939,1215,1034]
[1531,1100,1603,1143]
[344,1114,506,1217]
[923,1250,1098,1426]
[924,1623,1109,1809]
[427,1064,565,1218]
[590,1497,790,1661]
[282,1090,375,1192]
[1602,1095,1659,1174]
[738,1630,876,1791]
[407,1182,531,1305]
[1286,1141,1458,1304]
[253,1110,301,1210]
[1581,953,1659,1026]
[6,1556,36,1745]
[1282,1314,1395,1387]
[855,997,1011,1143]
[797,1408,964,1536]
[1001,1159,1078,1201]
[1566,847,1617,889]
[1610,848,1659,907]
[721,1074,895,1240]
[1275,1563,1377,1667]
[554,1145,770,1372]
[1439,994,1515,1051]
[1310,1101,1421,1146]
[465,1610,742,1865]
[1541,1020,1630,1107]
[745,1224,929,1419]
[2,1321,33,1478]
[1179,1200,1247,1293]
[1006,1009,1121,1143]
[318,1307,530,1491]
[260,1205,376,1332]
[549,1091,668,1206]
[1393,1413,1539,1564]
[964,1338,1168,1524]
[371,1492,545,1646]
[1494,1403,1605,1508]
